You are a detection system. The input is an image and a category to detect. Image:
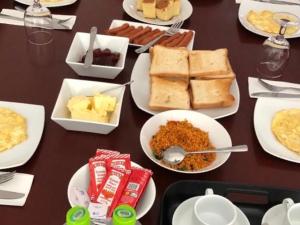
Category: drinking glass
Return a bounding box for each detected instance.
[256,12,300,79]
[24,0,53,45]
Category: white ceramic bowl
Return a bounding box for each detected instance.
[51,78,125,134]
[66,33,129,79]
[140,110,232,174]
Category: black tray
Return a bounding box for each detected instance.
[160,180,300,225]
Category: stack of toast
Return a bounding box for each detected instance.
[149,45,235,110]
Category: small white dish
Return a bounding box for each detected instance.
[238,0,300,38]
[253,98,300,163]
[261,203,286,225]
[130,53,240,119]
[15,0,78,7]
[66,32,129,79]
[172,196,250,225]
[0,101,45,169]
[108,19,195,50]
[140,110,232,174]
[67,161,156,219]
[122,0,193,26]
[51,78,125,134]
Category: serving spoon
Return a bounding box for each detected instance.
[84,26,98,67]
[161,145,248,165]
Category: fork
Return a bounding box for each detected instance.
[135,20,184,54]
[14,5,72,24]
[0,171,16,184]
[258,78,300,92]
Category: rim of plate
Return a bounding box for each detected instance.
[139,110,232,174]
[67,162,156,219]
[15,0,78,7]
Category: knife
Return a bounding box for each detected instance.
[254,0,300,6]
[0,13,69,30]
[252,92,300,98]
[0,190,25,199]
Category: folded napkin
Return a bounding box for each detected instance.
[236,0,300,4]
[248,76,300,98]
[0,172,34,206]
[0,9,76,30]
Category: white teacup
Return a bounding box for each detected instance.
[193,188,237,225]
[283,198,300,225]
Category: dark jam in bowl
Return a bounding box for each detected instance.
[81,48,120,66]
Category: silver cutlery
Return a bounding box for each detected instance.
[135,20,184,54]
[0,171,15,184]
[254,0,300,5]
[0,190,25,199]
[84,26,98,67]
[0,13,69,30]
[101,80,134,93]
[161,145,248,165]
[14,5,72,24]
[252,92,300,98]
[258,78,300,92]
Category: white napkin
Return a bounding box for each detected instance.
[0,172,34,206]
[0,9,76,30]
[236,0,300,4]
[248,76,300,98]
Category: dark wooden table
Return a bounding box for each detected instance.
[1,0,300,224]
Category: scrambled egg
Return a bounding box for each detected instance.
[0,108,27,152]
[67,93,117,123]
[247,10,299,35]
[272,109,300,153]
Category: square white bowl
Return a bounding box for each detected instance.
[51,78,126,134]
[66,33,129,79]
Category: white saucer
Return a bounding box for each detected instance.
[172,196,250,225]
[261,204,286,225]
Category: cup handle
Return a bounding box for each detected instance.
[283,198,294,211]
[205,188,214,195]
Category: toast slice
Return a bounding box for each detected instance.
[150,45,189,80]
[149,76,190,110]
[189,48,231,78]
[190,79,235,109]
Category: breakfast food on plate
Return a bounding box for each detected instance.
[86,149,152,220]
[190,79,235,109]
[149,76,190,110]
[189,48,235,79]
[80,48,120,67]
[150,120,216,171]
[148,46,236,110]
[271,109,300,153]
[105,23,193,48]
[0,108,27,152]
[247,10,299,35]
[67,93,117,123]
[149,45,189,79]
[137,0,181,21]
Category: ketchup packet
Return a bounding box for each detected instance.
[95,168,131,219]
[96,149,120,157]
[106,154,131,171]
[111,167,152,212]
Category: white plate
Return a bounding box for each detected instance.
[238,0,300,38]
[253,98,300,163]
[67,162,156,219]
[0,101,45,169]
[172,196,250,225]
[140,110,232,174]
[15,0,77,7]
[261,203,286,225]
[130,53,240,119]
[109,19,195,50]
[122,0,193,26]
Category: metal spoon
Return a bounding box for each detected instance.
[101,80,134,93]
[84,26,97,68]
[161,145,248,165]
